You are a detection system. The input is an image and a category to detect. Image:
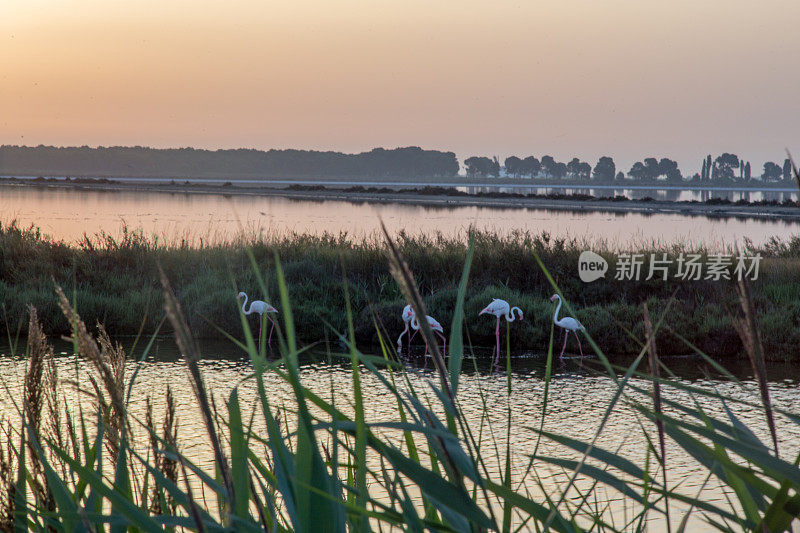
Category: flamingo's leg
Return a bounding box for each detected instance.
[258,315,264,354]
[495,316,501,364]
[575,331,584,358]
[560,329,568,358]
[408,329,417,356]
[267,317,276,349]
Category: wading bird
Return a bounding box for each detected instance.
[237,292,278,352]
[550,294,585,359]
[397,304,415,355]
[479,299,523,364]
[410,313,447,357]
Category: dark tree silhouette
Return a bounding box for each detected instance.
[659,158,683,183]
[464,156,495,178]
[490,157,501,178]
[713,153,740,181]
[566,158,591,180]
[540,155,556,178]
[504,156,523,177]
[552,161,568,179]
[628,157,682,182]
[579,162,591,179]
[628,162,647,181]
[762,161,783,182]
[643,158,661,180]
[592,156,615,182]
[567,158,580,179]
[0,145,460,180]
[520,156,541,178]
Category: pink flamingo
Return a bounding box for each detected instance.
[550,294,585,359]
[238,292,278,352]
[410,313,447,357]
[479,299,523,364]
[396,304,415,355]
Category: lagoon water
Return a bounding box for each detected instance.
[0,342,797,532]
[461,183,799,203]
[1,186,798,248]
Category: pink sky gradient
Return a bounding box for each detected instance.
[1,0,798,175]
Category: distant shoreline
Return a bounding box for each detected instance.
[2,176,800,222]
[2,173,799,192]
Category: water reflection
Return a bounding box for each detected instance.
[0,339,798,531]
[462,184,799,203]
[1,186,798,248]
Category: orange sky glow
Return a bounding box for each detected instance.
[1,0,798,174]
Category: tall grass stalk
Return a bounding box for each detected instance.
[643,303,670,533]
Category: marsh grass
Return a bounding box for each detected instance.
[3,221,800,359]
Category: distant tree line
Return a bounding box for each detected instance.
[695,153,794,184]
[466,155,600,181]
[468,154,670,183]
[464,152,796,186]
[0,144,794,186]
[0,145,459,179]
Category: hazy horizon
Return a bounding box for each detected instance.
[2,0,798,175]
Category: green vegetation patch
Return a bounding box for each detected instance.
[2,221,799,359]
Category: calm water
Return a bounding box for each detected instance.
[461,184,799,202]
[5,175,798,203]
[1,186,798,248]
[1,339,798,531]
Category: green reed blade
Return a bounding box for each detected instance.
[448,234,474,395]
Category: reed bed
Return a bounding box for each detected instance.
[0,229,797,531]
[2,220,800,358]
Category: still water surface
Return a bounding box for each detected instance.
[0,340,797,531]
[462,184,799,203]
[1,186,798,248]
[6,175,799,203]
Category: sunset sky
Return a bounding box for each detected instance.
[1,0,798,174]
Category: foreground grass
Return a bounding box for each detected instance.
[0,232,798,531]
[2,220,800,359]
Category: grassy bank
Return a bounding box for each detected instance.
[2,220,800,359]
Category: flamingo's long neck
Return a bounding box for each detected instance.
[241,294,251,315]
[506,307,522,322]
[553,298,562,325]
[410,316,420,331]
